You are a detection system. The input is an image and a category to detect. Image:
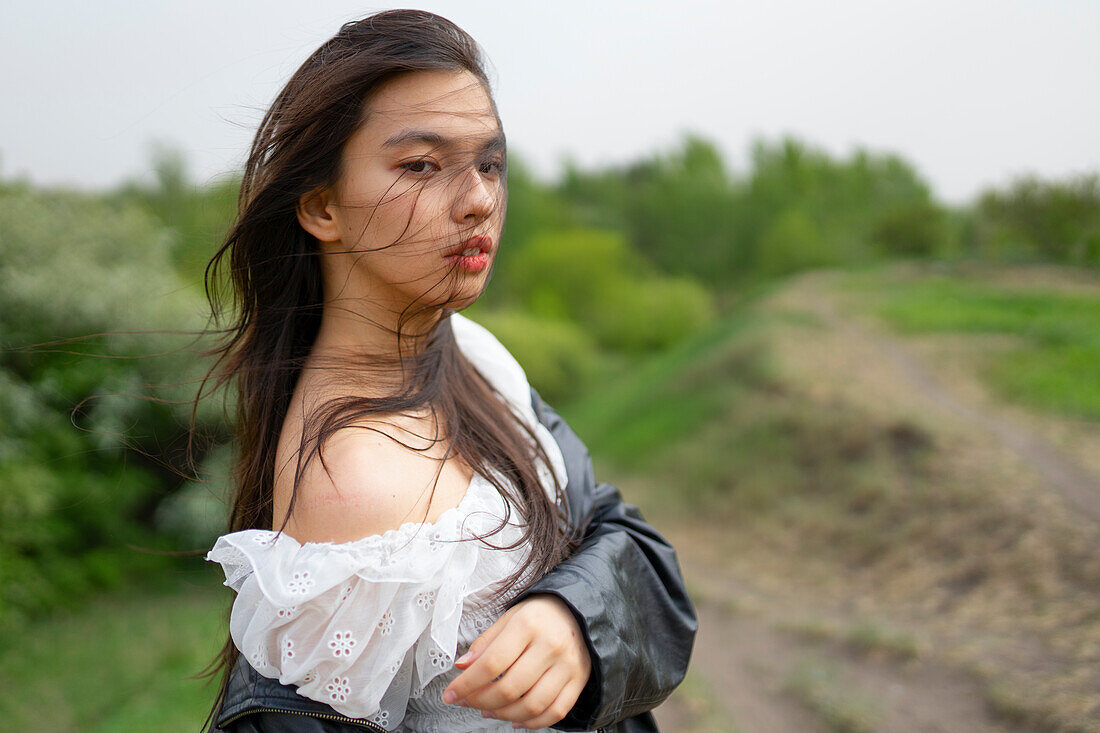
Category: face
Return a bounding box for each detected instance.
[307,69,507,316]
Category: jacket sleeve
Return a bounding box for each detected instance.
[510,388,698,732]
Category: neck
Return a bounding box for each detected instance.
[307,293,444,396]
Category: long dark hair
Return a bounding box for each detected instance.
[196,10,572,728]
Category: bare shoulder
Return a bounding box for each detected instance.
[273,418,474,544]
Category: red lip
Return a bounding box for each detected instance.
[444,235,493,257]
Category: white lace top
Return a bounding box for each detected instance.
[206,314,579,733]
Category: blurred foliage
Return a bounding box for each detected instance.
[0,184,227,632]
[974,173,1100,264]
[112,143,240,285]
[0,577,227,731]
[556,134,948,286]
[464,310,603,405]
[499,228,715,353]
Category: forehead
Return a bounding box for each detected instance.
[359,70,500,144]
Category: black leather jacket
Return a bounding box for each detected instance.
[206,387,697,733]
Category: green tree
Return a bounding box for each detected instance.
[976,174,1100,264]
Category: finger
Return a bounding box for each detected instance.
[461,643,554,712]
[443,615,532,704]
[455,608,516,669]
[483,664,569,723]
[512,677,586,730]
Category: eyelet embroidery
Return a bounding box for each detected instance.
[415,589,436,610]
[369,710,389,726]
[377,611,395,636]
[428,646,452,669]
[249,643,269,671]
[276,605,298,619]
[286,571,314,595]
[328,630,357,657]
[339,583,354,602]
[326,676,351,703]
[281,636,295,664]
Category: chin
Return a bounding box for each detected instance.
[444,286,487,311]
[406,282,486,315]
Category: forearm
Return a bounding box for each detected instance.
[519,390,697,731]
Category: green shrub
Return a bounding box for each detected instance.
[976,173,1100,264]
[504,228,715,353]
[589,275,715,353]
[871,200,946,257]
[467,309,604,404]
[757,208,838,276]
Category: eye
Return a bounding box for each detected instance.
[400,158,439,175]
[479,157,506,177]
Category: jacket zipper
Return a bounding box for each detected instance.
[221,705,611,732]
[218,706,386,731]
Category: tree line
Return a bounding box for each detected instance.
[1,133,1097,631]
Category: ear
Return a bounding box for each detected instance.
[296,186,341,243]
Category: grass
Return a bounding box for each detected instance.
[856,272,1100,419]
[842,619,922,663]
[979,669,1100,733]
[783,658,879,733]
[658,669,739,733]
[0,567,229,733]
[778,617,923,663]
[561,305,770,467]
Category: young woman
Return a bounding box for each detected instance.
[201,10,695,733]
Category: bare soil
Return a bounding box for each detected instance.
[652,543,1025,733]
[643,267,1100,732]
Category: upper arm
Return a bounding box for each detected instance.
[276,425,455,544]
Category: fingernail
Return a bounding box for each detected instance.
[482,711,495,719]
[442,690,456,705]
[456,652,471,665]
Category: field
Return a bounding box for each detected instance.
[4,262,1100,732]
[0,575,225,731]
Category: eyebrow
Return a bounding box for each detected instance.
[381,128,506,154]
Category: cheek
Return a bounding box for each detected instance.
[403,189,452,239]
[341,192,415,246]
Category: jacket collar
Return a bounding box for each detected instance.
[215,654,380,729]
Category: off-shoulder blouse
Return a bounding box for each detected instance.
[206,314,576,732]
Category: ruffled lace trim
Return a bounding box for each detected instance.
[206,473,533,723]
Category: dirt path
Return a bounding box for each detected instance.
[652,551,1024,733]
[802,273,1100,523]
[645,269,1100,732]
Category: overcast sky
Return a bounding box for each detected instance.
[2,0,1098,204]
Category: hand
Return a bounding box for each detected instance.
[441,594,592,729]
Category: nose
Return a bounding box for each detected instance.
[450,166,496,224]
